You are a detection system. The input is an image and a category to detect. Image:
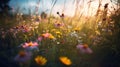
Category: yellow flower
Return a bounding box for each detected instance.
[49,34,55,39]
[59,56,72,65]
[35,56,47,66]
[41,33,55,39]
[55,31,62,35]
[74,27,81,31]
[55,31,62,38]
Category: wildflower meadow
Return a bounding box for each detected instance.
[0,0,120,67]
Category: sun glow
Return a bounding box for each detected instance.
[52,0,116,17]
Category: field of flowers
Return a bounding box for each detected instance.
[0,0,120,67]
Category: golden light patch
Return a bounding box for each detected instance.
[74,27,81,31]
[95,30,100,35]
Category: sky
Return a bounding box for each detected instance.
[9,0,71,16]
[9,0,116,17]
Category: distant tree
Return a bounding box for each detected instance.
[0,0,11,14]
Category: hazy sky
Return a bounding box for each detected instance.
[9,0,72,15]
[9,0,116,17]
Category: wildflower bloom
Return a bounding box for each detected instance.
[35,56,47,65]
[49,34,55,39]
[42,33,51,38]
[76,44,93,54]
[55,31,62,35]
[59,56,72,65]
[37,36,43,41]
[22,41,39,51]
[14,51,32,63]
[22,41,39,48]
[42,33,55,39]
[55,31,62,38]
[54,23,64,28]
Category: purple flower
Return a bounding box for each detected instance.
[76,44,93,54]
[54,23,64,28]
[14,51,32,63]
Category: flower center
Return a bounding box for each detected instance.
[19,51,26,57]
[83,44,88,49]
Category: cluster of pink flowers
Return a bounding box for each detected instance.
[14,41,39,63]
[22,41,39,48]
[21,41,39,51]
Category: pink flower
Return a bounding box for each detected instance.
[37,36,43,41]
[22,41,39,48]
[42,33,51,38]
[42,33,55,39]
[76,44,93,54]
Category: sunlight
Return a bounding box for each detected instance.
[51,0,116,17]
[80,0,116,16]
[9,0,116,17]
